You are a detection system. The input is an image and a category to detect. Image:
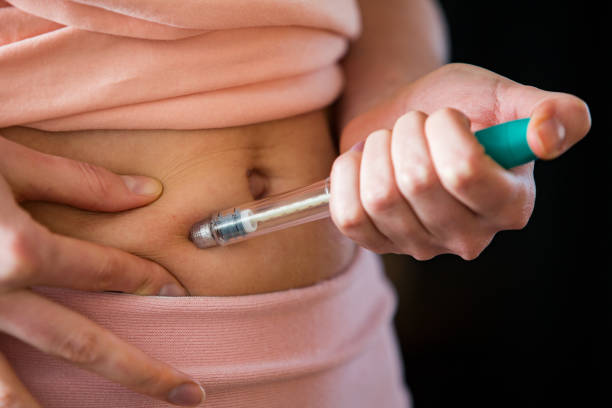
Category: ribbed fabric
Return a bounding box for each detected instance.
[0,2,411,406]
[0,0,360,130]
[0,248,410,407]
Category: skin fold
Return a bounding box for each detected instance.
[1,109,356,296]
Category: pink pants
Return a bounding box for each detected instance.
[0,248,410,407]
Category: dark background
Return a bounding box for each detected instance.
[382,1,607,407]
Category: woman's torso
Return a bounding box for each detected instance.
[1,109,357,295]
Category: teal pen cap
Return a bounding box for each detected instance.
[190,118,538,248]
[474,118,536,169]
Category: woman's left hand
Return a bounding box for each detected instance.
[329,63,591,259]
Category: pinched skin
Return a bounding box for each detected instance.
[2,109,356,296]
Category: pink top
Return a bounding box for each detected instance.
[0,2,411,406]
[0,0,360,130]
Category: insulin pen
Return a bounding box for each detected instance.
[189,118,536,249]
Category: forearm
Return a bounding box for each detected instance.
[335,0,449,132]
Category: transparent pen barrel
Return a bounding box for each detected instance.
[211,178,331,245]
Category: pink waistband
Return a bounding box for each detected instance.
[0,248,410,407]
[0,0,361,131]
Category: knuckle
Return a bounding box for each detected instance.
[75,161,112,198]
[133,269,157,295]
[54,330,103,365]
[331,151,357,177]
[517,190,536,228]
[0,227,38,290]
[392,111,427,142]
[397,163,437,197]
[396,110,427,127]
[367,128,391,141]
[459,248,481,261]
[131,369,163,394]
[509,218,528,231]
[402,239,443,261]
[431,106,461,122]
[439,106,462,119]
[451,235,488,261]
[517,208,533,229]
[361,182,399,214]
[411,249,438,261]
[427,107,470,131]
[437,63,479,80]
[93,254,121,291]
[334,207,367,231]
[501,188,535,230]
[506,207,532,230]
[439,154,483,192]
[441,62,471,74]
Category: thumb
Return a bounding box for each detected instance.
[0,136,163,212]
[338,65,592,160]
[497,83,591,160]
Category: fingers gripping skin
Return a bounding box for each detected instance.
[331,108,537,260]
[0,136,162,210]
[0,175,186,295]
[0,291,205,406]
[0,134,188,294]
[1,133,198,404]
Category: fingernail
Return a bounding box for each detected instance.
[167,382,205,406]
[158,283,188,297]
[536,117,566,157]
[350,140,365,152]
[120,175,163,196]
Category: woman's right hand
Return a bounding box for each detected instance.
[0,135,205,406]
